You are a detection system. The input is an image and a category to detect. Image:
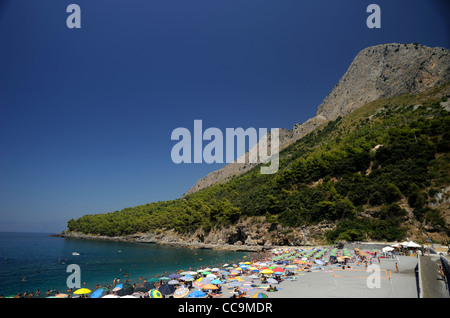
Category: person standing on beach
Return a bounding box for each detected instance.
[395,263,399,273]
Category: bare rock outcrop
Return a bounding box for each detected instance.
[184,43,450,196]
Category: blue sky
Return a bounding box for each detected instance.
[0,0,449,233]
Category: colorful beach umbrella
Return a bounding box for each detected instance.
[173,286,189,298]
[193,277,211,288]
[252,292,269,298]
[149,289,162,298]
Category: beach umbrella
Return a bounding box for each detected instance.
[193,277,211,288]
[148,278,160,283]
[202,284,219,290]
[260,269,274,275]
[267,278,278,284]
[173,286,189,298]
[73,288,91,295]
[188,290,206,298]
[187,271,198,275]
[252,292,269,298]
[204,267,211,271]
[202,271,212,276]
[273,267,284,272]
[239,286,254,292]
[179,271,190,276]
[102,294,119,298]
[180,275,194,282]
[211,268,220,272]
[228,276,243,282]
[116,286,134,296]
[160,277,171,282]
[227,281,242,288]
[90,289,107,298]
[149,289,163,298]
[169,273,181,279]
[168,280,180,285]
[134,286,148,293]
[55,293,68,298]
[221,271,231,276]
[143,282,156,290]
[206,273,217,279]
[406,241,421,248]
[158,284,175,295]
[244,262,251,265]
[112,284,123,291]
[211,279,222,284]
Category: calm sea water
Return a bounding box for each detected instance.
[0,232,253,297]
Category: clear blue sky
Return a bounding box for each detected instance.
[0,0,449,233]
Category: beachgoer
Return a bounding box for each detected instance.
[395,263,399,273]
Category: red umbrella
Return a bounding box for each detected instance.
[273,267,284,272]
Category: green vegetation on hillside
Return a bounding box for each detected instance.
[67,84,450,243]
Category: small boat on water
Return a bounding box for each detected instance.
[72,252,80,256]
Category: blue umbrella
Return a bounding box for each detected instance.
[90,288,106,298]
[211,279,222,284]
[188,290,206,298]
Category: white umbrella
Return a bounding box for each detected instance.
[382,246,394,252]
[102,294,119,298]
[168,279,180,285]
[406,241,421,248]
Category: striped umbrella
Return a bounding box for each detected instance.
[173,286,189,298]
[252,292,269,298]
[193,277,211,288]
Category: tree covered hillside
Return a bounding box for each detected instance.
[67,83,450,244]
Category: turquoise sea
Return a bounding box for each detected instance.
[0,232,253,297]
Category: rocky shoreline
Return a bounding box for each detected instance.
[53,216,337,252]
[51,231,270,252]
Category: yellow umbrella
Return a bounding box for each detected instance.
[73,288,91,295]
[244,262,251,265]
[260,269,273,275]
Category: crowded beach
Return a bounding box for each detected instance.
[4,242,426,298]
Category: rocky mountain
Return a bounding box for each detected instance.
[184,43,450,196]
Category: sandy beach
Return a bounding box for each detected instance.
[59,245,425,299]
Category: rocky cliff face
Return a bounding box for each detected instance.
[184,43,450,196]
[59,216,335,251]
